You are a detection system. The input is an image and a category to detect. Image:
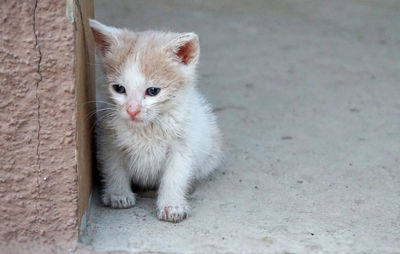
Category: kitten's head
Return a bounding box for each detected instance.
[89,19,200,124]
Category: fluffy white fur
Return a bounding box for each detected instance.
[90,19,222,223]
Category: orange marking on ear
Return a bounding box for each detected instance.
[92,29,111,55]
[177,40,196,65]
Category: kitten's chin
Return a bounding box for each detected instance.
[126,117,143,124]
[124,116,151,127]
[132,118,147,124]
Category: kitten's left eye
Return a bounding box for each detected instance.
[112,84,126,94]
[145,87,161,96]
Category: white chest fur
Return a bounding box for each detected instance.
[113,121,180,188]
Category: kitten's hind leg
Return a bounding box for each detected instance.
[101,159,136,209]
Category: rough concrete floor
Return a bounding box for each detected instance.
[82,0,400,253]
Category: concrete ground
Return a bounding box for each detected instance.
[81,0,400,253]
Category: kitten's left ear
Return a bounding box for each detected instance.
[171,33,200,67]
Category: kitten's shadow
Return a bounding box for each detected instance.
[132,182,197,199]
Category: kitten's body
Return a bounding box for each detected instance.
[98,87,220,189]
[91,20,222,222]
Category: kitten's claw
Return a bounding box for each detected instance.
[158,205,189,223]
[102,192,136,208]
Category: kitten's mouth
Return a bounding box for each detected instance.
[127,114,141,122]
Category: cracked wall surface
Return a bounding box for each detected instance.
[0,0,80,247]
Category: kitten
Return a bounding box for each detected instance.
[90,19,222,223]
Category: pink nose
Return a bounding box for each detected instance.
[126,105,141,120]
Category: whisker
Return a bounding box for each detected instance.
[89,111,119,132]
[87,107,119,120]
[84,100,116,107]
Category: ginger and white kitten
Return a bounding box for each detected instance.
[90,19,222,223]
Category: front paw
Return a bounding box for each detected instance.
[102,192,136,209]
[158,204,189,223]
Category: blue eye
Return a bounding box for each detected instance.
[112,84,126,94]
[145,87,161,96]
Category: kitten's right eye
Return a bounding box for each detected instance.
[112,84,126,94]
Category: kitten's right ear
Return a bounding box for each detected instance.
[89,19,120,56]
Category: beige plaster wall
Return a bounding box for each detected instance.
[0,0,94,249]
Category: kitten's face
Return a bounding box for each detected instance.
[90,20,200,124]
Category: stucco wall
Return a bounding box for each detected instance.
[0,0,93,248]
